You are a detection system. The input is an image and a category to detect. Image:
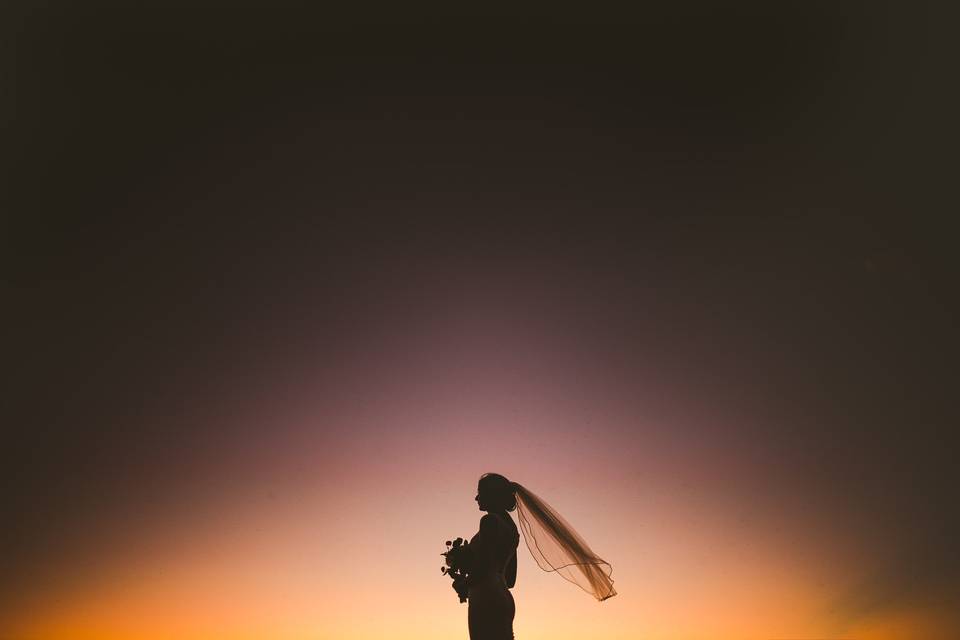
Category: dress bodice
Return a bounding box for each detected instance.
[469,512,520,581]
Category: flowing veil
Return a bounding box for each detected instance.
[511,482,617,601]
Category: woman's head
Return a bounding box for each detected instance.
[475,472,517,512]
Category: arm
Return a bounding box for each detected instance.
[478,513,499,544]
[505,551,517,588]
[463,514,498,585]
[468,514,498,562]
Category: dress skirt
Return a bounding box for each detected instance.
[467,575,515,640]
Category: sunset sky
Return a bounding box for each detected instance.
[5,3,957,639]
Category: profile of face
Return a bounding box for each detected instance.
[474,473,515,513]
[475,483,492,512]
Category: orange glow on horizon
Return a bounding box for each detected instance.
[5,315,956,640]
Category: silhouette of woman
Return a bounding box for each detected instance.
[465,473,616,640]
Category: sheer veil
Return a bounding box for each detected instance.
[511,482,617,601]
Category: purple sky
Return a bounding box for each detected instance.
[4,3,957,638]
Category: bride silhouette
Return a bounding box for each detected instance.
[463,473,616,640]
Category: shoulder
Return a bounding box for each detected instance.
[481,512,515,532]
[480,512,504,532]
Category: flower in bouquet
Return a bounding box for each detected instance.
[440,537,471,603]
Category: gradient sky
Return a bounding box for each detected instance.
[4,2,958,639]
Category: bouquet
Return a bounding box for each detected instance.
[440,537,471,603]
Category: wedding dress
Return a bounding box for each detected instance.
[467,511,520,640]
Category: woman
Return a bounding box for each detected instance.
[465,473,616,640]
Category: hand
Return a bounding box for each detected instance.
[451,576,469,603]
